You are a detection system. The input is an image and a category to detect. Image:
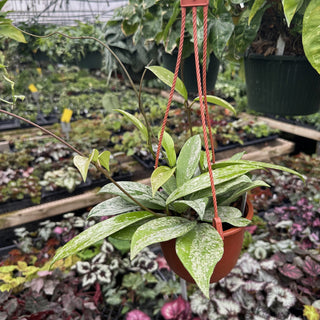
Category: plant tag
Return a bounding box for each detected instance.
[61,108,73,123]
[28,84,38,93]
[180,0,208,7]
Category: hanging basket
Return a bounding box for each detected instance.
[160,198,254,283]
[244,54,320,116]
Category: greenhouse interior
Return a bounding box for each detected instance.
[0,0,320,319]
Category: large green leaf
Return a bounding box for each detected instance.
[176,223,224,298]
[176,135,201,187]
[131,216,196,259]
[88,196,140,218]
[160,131,176,167]
[249,0,266,25]
[202,206,251,227]
[99,181,166,210]
[52,211,154,264]
[0,20,26,43]
[227,8,266,60]
[194,95,236,115]
[73,155,90,182]
[146,66,188,101]
[303,0,320,74]
[151,166,176,196]
[207,15,234,60]
[166,163,265,205]
[282,0,304,26]
[115,109,149,143]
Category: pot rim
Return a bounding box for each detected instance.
[244,53,307,62]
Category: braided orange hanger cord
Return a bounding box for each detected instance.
[155,7,186,169]
[191,7,222,237]
[202,5,216,164]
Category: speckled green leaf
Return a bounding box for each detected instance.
[130,217,196,259]
[176,223,224,298]
[88,197,140,218]
[218,179,269,205]
[303,0,320,74]
[52,211,154,264]
[194,96,236,115]
[99,181,166,210]
[160,131,176,167]
[98,150,111,171]
[173,198,208,219]
[151,166,176,196]
[202,206,251,227]
[115,109,148,143]
[73,155,90,182]
[176,135,201,187]
[162,176,177,195]
[111,219,154,241]
[213,160,304,181]
[146,66,188,101]
[166,163,265,205]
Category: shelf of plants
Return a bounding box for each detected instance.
[0,65,288,216]
[0,153,319,319]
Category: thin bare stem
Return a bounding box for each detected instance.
[138,63,156,158]
[0,108,84,156]
[0,109,164,217]
[14,26,140,100]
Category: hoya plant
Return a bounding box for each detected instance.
[51,67,303,298]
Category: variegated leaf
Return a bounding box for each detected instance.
[130,217,196,259]
[162,176,177,195]
[213,160,304,181]
[176,135,201,187]
[111,219,154,241]
[176,223,224,298]
[166,163,265,205]
[52,211,153,264]
[88,196,140,218]
[99,181,166,210]
[203,206,251,227]
[173,198,208,219]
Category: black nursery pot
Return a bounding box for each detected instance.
[162,52,220,95]
[244,54,320,116]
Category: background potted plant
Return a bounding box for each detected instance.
[50,66,303,298]
[106,0,235,93]
[227,0,320,116]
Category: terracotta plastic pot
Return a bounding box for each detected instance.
[160,199,254,283]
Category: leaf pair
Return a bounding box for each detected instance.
[73,149,110,181]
